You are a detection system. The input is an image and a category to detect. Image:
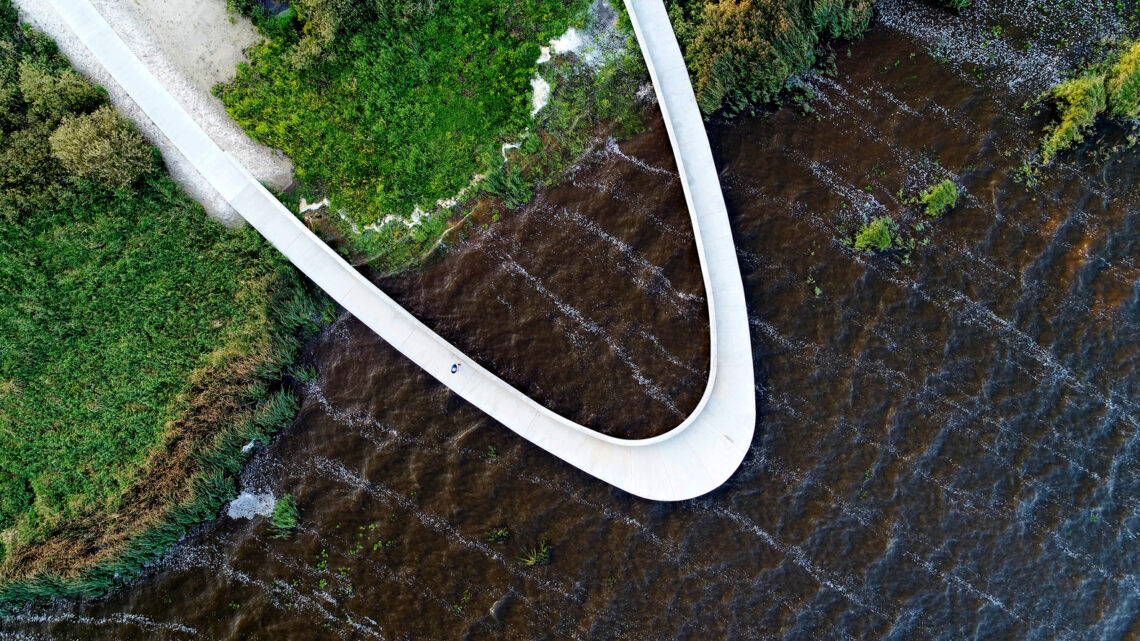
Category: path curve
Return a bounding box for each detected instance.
[42,0,755,501]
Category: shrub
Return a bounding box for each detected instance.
[49,105,154,187]
[942,0,971,9]
[853,216,897,252]
[17,63,101,126]
[1040,73,1106,165]
[919,179,959,217]
[666,0,874,115]
[270,494,299,538]
[1107,40,1140,119]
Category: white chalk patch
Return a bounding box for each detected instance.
[299,197,330,213]
[226,491,276,519]
[531,76,551,115]
[241,440,257,453]
[502,141,522,160]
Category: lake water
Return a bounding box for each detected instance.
[4,1,1140,638]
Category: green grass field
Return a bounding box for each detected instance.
[218,0,591,258]
[0,0,324,600]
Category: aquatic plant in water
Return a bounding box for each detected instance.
[518,541,553,566]
[486,527,511,544]
[1041,73,1106,165]
[919,179,960,217]
[853,216,898,253]
[271,495,300,538]
[1107,40,1140,119]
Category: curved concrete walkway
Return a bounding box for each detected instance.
[42,0,755,501]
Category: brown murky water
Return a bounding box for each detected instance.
[5,1,1140,638]
[374,121,709,440]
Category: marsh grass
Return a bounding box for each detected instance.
[1041,73,1106,165]
[0,0,326,606]
[270,495,300,538]
[1034,39,1140,167]
[486,527,511,544]
[518,541,553,566]
[853,216,899,253]
[919,179,960,217]
[1108,40,1140,119]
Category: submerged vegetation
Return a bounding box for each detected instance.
[0,0,324,603]
[665,0,875,115]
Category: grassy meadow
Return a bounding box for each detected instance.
[0,0,326,602]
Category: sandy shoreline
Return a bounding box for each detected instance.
[14,0,293,226]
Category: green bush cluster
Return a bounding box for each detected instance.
[0,0,322,601]
[942,0,971,9]
[0,23,152,208]
[919,179,959,217]
[665,0,875,115]
[853,216,898,252]
[218,0,589,237]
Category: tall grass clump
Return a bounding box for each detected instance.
[518,541,553,566]
[919,180,960,217]
[270,495,300,538]
[1040,73,1106,165]
[854,216,898,252]
[1107,40,1140,119]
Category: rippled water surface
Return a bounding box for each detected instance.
[5,1,1140,638]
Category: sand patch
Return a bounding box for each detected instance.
[124,0,259,94]
[13,0,294,225]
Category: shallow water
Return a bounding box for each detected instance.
[4,1,1140,638]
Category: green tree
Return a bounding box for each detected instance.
[49,105,153,187]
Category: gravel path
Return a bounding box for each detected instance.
[14,0,293,226]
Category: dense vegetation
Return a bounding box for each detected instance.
[270,494,299,538]
[1036,40,1140,166]
[664,0,875,115]
[218,0,595,268]
[853,216,897,252]
[919,179,960,217]
[1041,73,1106,165]
[0,1,324,601]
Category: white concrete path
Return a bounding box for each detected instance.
[41,0,755,501]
